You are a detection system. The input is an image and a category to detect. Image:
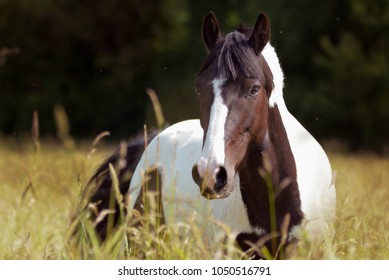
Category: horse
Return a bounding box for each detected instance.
[86,12,336,258]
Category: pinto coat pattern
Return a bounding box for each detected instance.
[87,12,336,258]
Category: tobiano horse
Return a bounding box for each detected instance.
[86,12,336,258]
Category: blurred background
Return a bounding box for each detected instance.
[0,0,388,152]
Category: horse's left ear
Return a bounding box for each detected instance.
[202,11,223,52]
[248,13,271,55]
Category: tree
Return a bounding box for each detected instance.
[0,0,189,138]
[314,0,389,150]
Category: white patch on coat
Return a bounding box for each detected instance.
[262,43,284,108]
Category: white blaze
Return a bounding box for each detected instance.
[197,78,228,178]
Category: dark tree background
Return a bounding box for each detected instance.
[0,0,388,150]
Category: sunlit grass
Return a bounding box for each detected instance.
[0,137,388,259]
[0,137,110,259]
[296,151,389,259]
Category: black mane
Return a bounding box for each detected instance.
[199,23,271,87]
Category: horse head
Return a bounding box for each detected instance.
[192,12,274,199]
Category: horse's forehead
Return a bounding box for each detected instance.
[197,33,273,97]
[197,57,269,90]
[196,64,265,89]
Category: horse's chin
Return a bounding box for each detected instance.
[200,185,233,200]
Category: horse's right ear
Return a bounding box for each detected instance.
[248,13,270,55]
[202,11,222,52]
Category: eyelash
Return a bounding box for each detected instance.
[248,85,260,97]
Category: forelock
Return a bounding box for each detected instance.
[217,31,261,81]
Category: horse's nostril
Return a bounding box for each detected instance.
[192,164,201,186]
[214,166,227,191]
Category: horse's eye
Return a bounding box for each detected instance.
[249,85,260,97]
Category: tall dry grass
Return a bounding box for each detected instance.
[0,100,388,259]
[1,136,388,259]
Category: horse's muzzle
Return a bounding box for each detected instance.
[192,163,229,199]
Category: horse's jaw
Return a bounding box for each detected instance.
[200,184,233,199]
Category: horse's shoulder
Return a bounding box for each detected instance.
[151,119,203,153]
[128,120,203,206]
[160,119,201,135]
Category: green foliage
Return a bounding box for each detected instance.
[313,0,389,150]
[0,0,189,138]
[0,0,388,149]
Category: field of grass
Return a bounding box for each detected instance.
[0,136,388,260]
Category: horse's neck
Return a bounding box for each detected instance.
[239,104,303,233]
